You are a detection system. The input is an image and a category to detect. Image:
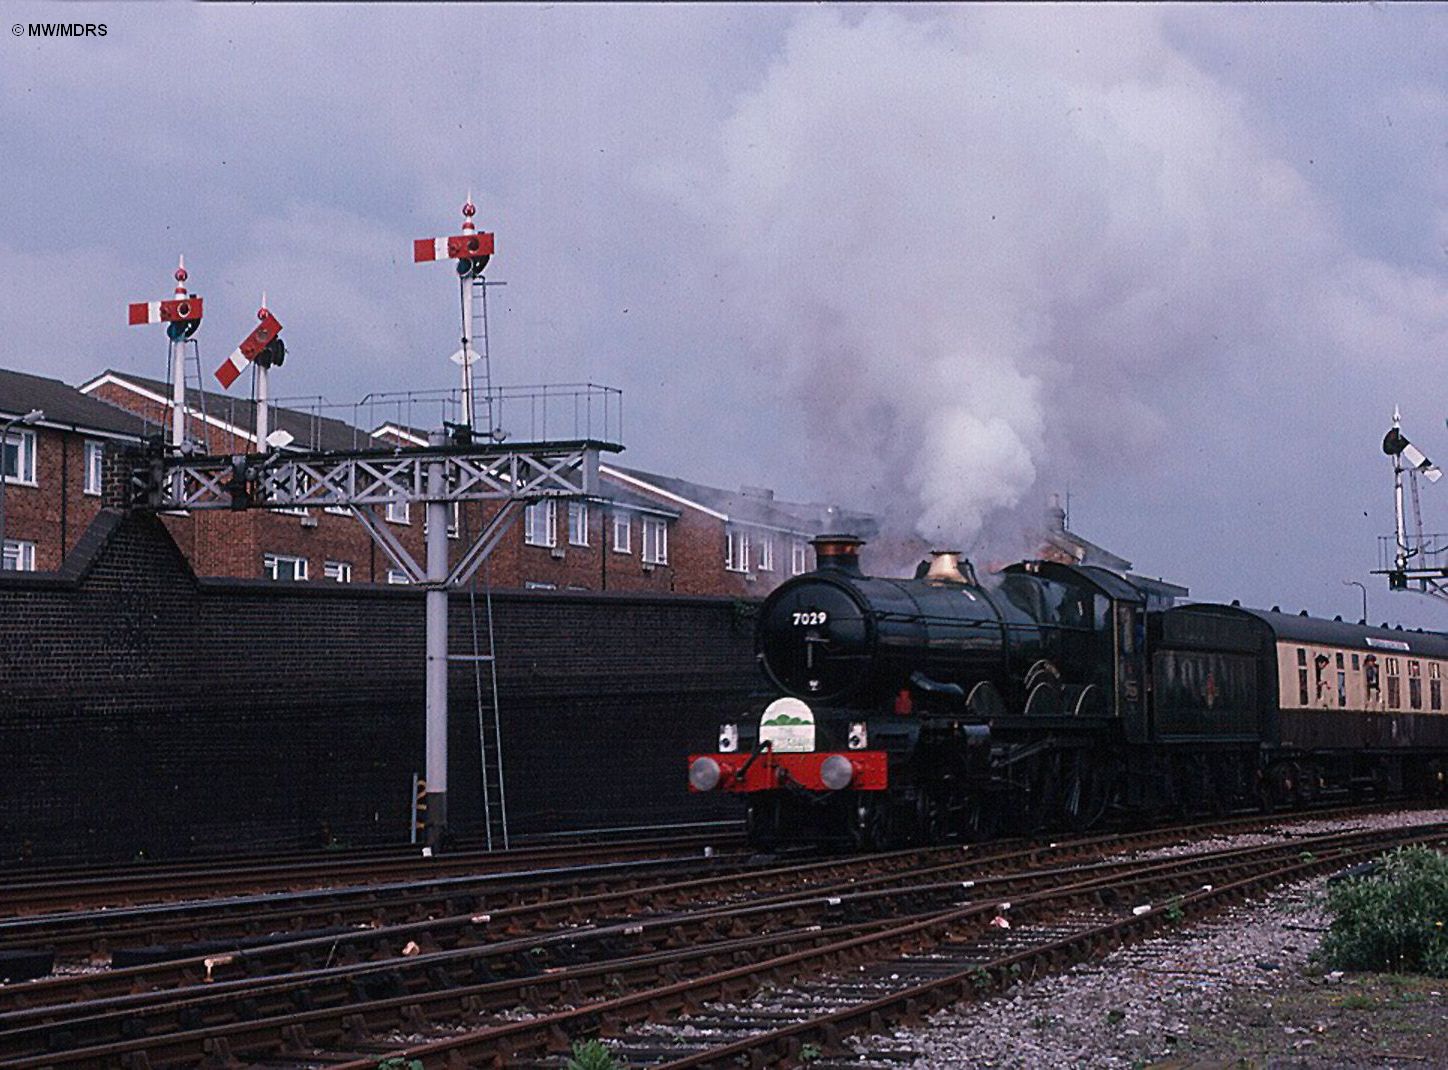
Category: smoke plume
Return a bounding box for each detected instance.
[696,7,1448,552]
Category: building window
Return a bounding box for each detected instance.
[386,569,409,585]
[1,539,35,571]
[642,516,668,565]
[423,501,462,538]
[525,499,557,547]
[613,513,631,554]
[323,560,352,583]
[525,580,556,590]
[263,553,308,581]
[276,472,311,517]
[568,501,589,546]
[83,440,104,496]
[791,539,809,576]
[386,499,410,525]
[726,527,750,573]
[758,536,774,572]
[2,429,36,485]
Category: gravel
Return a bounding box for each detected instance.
[864,878,1326,1068]
[858,807,1448,1069]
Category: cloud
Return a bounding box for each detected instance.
[5,3,1448,624]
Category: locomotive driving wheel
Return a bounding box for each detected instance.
[1059,750,1116,832]
[1062,751,1118,832]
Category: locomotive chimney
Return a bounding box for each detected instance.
[812,534,865,576]
[925,550,976,585]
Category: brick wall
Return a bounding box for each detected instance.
[0,508,762,861]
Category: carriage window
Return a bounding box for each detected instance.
[1410,661,1423,710]
[1388,657,1402,709]
[1297,648,1307,666]
[1352,654,1360,671]
[1433,663,1443,712]
[1336,652,1344,669]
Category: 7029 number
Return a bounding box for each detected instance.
[792,611,828,626]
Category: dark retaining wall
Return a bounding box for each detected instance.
[0,510,760,860]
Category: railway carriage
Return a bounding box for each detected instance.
[1154,604,1448,804]
[688,536,1448,848]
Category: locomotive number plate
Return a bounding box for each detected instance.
[792,611,828,626]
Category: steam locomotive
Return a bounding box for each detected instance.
[687,536,1448,848]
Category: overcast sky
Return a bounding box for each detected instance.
[5,3,1447,625]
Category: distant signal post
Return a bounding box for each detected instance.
[128,257,203,451]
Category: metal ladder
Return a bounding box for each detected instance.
[458,273,510,849]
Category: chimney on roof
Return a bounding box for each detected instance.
[739,485,774,501]
[1047,494,1067,533]
[812,534,864,576]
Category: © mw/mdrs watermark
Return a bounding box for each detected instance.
[12,23,109,38]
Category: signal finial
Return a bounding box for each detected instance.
[462,192,477,234]
[174,255,189,297]
[259,291,269,320]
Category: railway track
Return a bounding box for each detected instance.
[1,806,1437,1069]
[0,806,1369,982]
[0,830,746,915]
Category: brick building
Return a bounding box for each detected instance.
[0,369,146,572]
[67,368,874,594]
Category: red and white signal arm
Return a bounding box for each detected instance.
[413,232,495,263]
[215,311,283,389]
[128,296,204,325]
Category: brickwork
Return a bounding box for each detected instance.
[2,425,116,571]
[0,508,760,861]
